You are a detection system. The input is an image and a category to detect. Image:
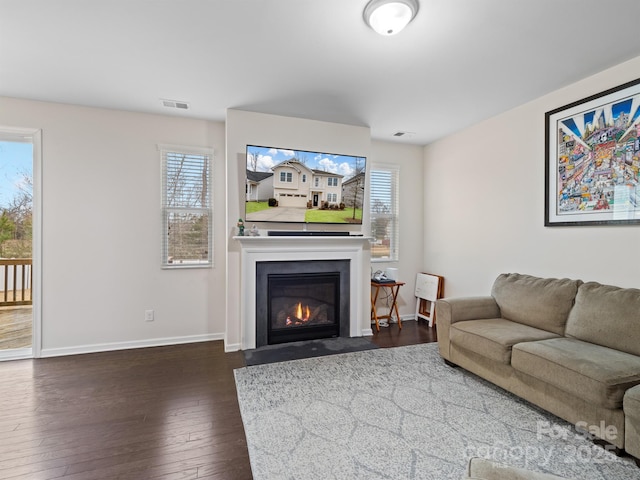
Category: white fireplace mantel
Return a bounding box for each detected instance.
[234,235,372,350]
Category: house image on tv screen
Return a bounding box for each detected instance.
[245,145,366,224]
[273,159,343,208]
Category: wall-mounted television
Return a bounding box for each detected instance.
[245,145,366,225]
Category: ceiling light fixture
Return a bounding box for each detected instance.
[364,0,419,36]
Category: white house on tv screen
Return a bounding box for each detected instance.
[246,146,365,208]
[249,159,343,207]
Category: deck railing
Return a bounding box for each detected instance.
[0,259,32,306]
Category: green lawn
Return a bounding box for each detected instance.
[245,202,362,223]
[305,208,362,223]
[245,201,269,214]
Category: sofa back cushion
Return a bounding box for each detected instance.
[565,282,640,356]
[491,273,581,335]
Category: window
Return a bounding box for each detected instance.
[315,177,320,187]
[370,167,399,261]
[280,171,292,182]
[302,174,306,183]
[328,177,338,187]
[328,193,337,203]
[160,145,213,268]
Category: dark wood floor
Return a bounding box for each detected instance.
[0,320,436,480]
[369,317,437,348]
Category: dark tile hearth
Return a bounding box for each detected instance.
[243,336,378,366]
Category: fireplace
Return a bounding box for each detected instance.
[233,235,370,351]
[256,260,350,347]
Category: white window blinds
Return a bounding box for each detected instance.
[160,145,213,268]
[369,167,399,261]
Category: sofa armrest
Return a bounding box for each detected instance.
[436,296,500,361]
[437,296,500,324]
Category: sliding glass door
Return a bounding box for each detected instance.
[0,129,40,360]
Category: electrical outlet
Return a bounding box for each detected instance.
[145,310,154,322]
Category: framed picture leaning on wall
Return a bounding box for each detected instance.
[545,78,640,226]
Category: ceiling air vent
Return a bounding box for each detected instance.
[393,131,415,138]
[161,99,190,110]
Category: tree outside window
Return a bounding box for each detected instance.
[0,141,32,259]
[370,167,399,261]
[161,146,213,268]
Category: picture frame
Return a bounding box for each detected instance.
[545,78,640,226]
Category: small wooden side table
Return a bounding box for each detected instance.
[371,281,405,332]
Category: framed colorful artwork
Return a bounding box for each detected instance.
[545,78,640,226]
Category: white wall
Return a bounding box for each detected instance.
[224,109,372,350]
[423,55,640,297]
[14,50,634,353]
[370,140,425,317]
[0,98,425,356]
[0,97,227,355]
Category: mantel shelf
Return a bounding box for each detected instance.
[234,235,372,243]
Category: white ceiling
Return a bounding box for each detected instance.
[2,0,640,145]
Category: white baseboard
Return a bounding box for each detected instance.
[369,314,417,328]
[361,328,374,336]
[40,333,225,358]
[0,347,32,361]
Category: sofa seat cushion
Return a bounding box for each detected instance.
[450,318,560,364]
[625,385,640,420]
[512,338,640,409]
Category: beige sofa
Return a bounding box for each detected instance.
[436,273,640,463]
[464,457,573,480]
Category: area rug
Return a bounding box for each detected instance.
[234,343,639,479]
[243,336,378,366]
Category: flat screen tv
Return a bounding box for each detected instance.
[245,145,366,225]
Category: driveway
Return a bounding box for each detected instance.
[246,206,307,223]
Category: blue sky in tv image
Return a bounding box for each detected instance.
[246,145,365,179]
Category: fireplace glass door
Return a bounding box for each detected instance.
[255,259,350,348]
[267,272,340,345]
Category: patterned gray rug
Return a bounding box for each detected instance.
[234,343,639,479]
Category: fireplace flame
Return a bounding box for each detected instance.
[295,302,311,322]
[284,302,312,326]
